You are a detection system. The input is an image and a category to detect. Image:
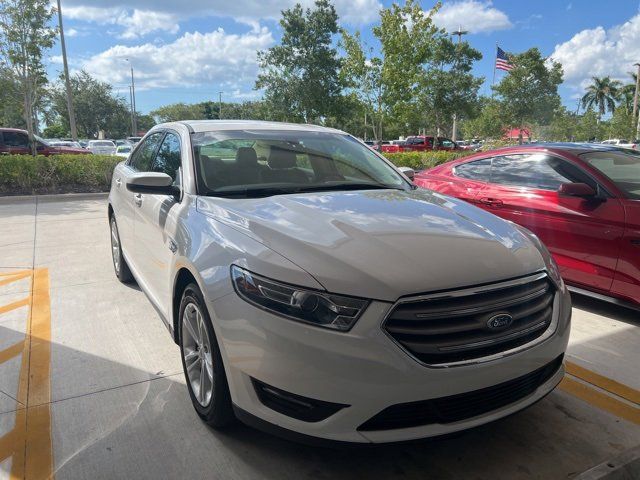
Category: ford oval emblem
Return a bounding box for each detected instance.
[487,313,513,330]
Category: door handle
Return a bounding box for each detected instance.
[134,193,143,207]
[115,178,122,188]
[479,197,503,207]
[631,239,640,246]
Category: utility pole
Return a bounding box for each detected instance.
[129,86,135,137]
[56,0,78,141]
[633,63,640,139]
[218,91,223,119]
[451,25,468,142]
[126,59,137,135]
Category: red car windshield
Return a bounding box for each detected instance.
[581,150,640,199]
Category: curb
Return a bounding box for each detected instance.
[0,192,108,204]
[575,445,640,480]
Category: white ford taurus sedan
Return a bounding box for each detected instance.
[107,120,571,444]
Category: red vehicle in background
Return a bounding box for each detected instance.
[414,143,640,308]
[380,140,407,153]
[0,128,87,155]
[404,136,460,152]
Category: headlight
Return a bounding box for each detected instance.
[231,266,369,331]
[513,225,564,289]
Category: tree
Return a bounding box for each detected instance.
[151,102,206,123]
[461,97,505,139]
[0,0,56,153]
[340,30,385,140]
[581,76,622,122]
[50,70,131,138]
[493,48,563,128]
[255,0,343,123]
[0,67,25,128]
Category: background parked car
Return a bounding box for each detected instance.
[404,136,459,152]
[48,140,84,149]
[0,128,86,155]
[87,140,117,155]
[127,136,142,144]
[414,143,640,308]
[114,144,133,158]
[380,140,407,153]
[601,139,637,150]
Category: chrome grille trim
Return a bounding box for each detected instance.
[382,271,559,369]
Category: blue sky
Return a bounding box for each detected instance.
[49,0,640,114]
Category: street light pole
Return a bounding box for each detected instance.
[129,86,135,137]
[218,91,223,119]
[451,25,468,142]
[56,0,78,141]
[126,59,137,135]
[633,63,640,139]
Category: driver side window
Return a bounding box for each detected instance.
[129,132,164,172]
[153,132,182,184]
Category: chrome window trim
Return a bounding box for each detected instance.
[381,271,559,369]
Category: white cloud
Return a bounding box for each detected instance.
[550,14,640,90]
[83,27,274,92]
[62,0,380,33]
[64,6,179,39]
[66,28,79,37]
[432,1,512,34]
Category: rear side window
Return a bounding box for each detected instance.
[454,158,492,182]
[491,154,591,190]
[129,132,164,172]
[3,131,29,147]
[153,132,182,182]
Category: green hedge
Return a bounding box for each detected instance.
[0,154,120,196]
[384,150,477,170]
[0,150,479,196]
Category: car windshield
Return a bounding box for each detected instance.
[191,130,409,197]
[92,141,114,147]
[117,146,131,152]
[580,150,640,199]
[35,135,50,146]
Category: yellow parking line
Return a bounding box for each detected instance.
[565,361,640,405]
[559,376,640,425]
[0,271,32,287]
[0,268,53,480]
[0,297,30,315]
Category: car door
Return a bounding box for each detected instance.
[133,131,183,315]
[481,153,625,293]
[114,132,165,267]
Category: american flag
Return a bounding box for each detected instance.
[496,47,513,71]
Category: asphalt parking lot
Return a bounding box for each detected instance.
[1,194,639,479]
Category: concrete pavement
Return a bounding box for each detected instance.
[0,194,638,479]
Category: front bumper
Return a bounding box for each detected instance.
[208,284,571,443]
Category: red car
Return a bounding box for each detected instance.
[0,128,87,155]
[414,143,640,308]
[404,136,459,152]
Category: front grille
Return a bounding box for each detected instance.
[384,273,555,365]
[358,354,563,431]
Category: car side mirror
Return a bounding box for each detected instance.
[126,172,176,195]
[398,166,415,181]
[558,182,597,198]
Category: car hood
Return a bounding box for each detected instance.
[197,189,545,301]
[53,146,86,154]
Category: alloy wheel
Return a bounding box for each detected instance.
[182,302,214,407]
[110,219,121,274]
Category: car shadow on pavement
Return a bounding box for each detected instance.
[570,293,639,327]
[1,322,638,480]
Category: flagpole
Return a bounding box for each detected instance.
[491,43,498,97]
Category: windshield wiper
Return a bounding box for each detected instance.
[205,182,404,199]
[292,182,404,193]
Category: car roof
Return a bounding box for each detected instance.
[163,120,346,135]
[486,142,634,156]
[0,127,27,133]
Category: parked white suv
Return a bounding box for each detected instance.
[107,120,570,444]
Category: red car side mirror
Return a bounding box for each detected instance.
[558,182,596,198]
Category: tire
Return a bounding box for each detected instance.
[110,215,134,283]
[179,283,235,428]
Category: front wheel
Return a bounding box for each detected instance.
[179,283,235,428]
[110,216,133,283]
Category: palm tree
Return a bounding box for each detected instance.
[581,76,622,122]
